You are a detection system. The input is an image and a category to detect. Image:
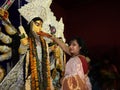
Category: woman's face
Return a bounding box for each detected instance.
[32,20,43,33]
[69,40,81,56]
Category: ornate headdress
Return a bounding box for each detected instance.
[18,0,52,22]
[18,0,66,42]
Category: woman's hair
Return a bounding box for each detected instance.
[69,37,88,56]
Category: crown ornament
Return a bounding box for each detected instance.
[18,0,66,42]
[18,0,51,22]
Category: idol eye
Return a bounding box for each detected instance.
[35,22,40,26]
[34,22,42,26]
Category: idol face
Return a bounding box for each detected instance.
[32,20,43,33]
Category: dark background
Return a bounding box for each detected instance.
[52,0,120,68]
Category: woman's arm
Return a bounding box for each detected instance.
[50,35,70,55]
[37,31,71,55]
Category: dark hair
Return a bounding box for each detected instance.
[32,17,43,23]
[69,37,88,56]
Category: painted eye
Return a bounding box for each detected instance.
[35,22,40,26]
[34,21,43,27]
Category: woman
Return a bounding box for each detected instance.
[37,31,92,90]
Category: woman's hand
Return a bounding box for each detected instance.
[37,31,52,38]
[37,31,70,55]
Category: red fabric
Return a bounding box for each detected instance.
[79,56,88,74]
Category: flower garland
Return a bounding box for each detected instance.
[29,36,51,90]
[29,37,40,90]
[40,36,51,90]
